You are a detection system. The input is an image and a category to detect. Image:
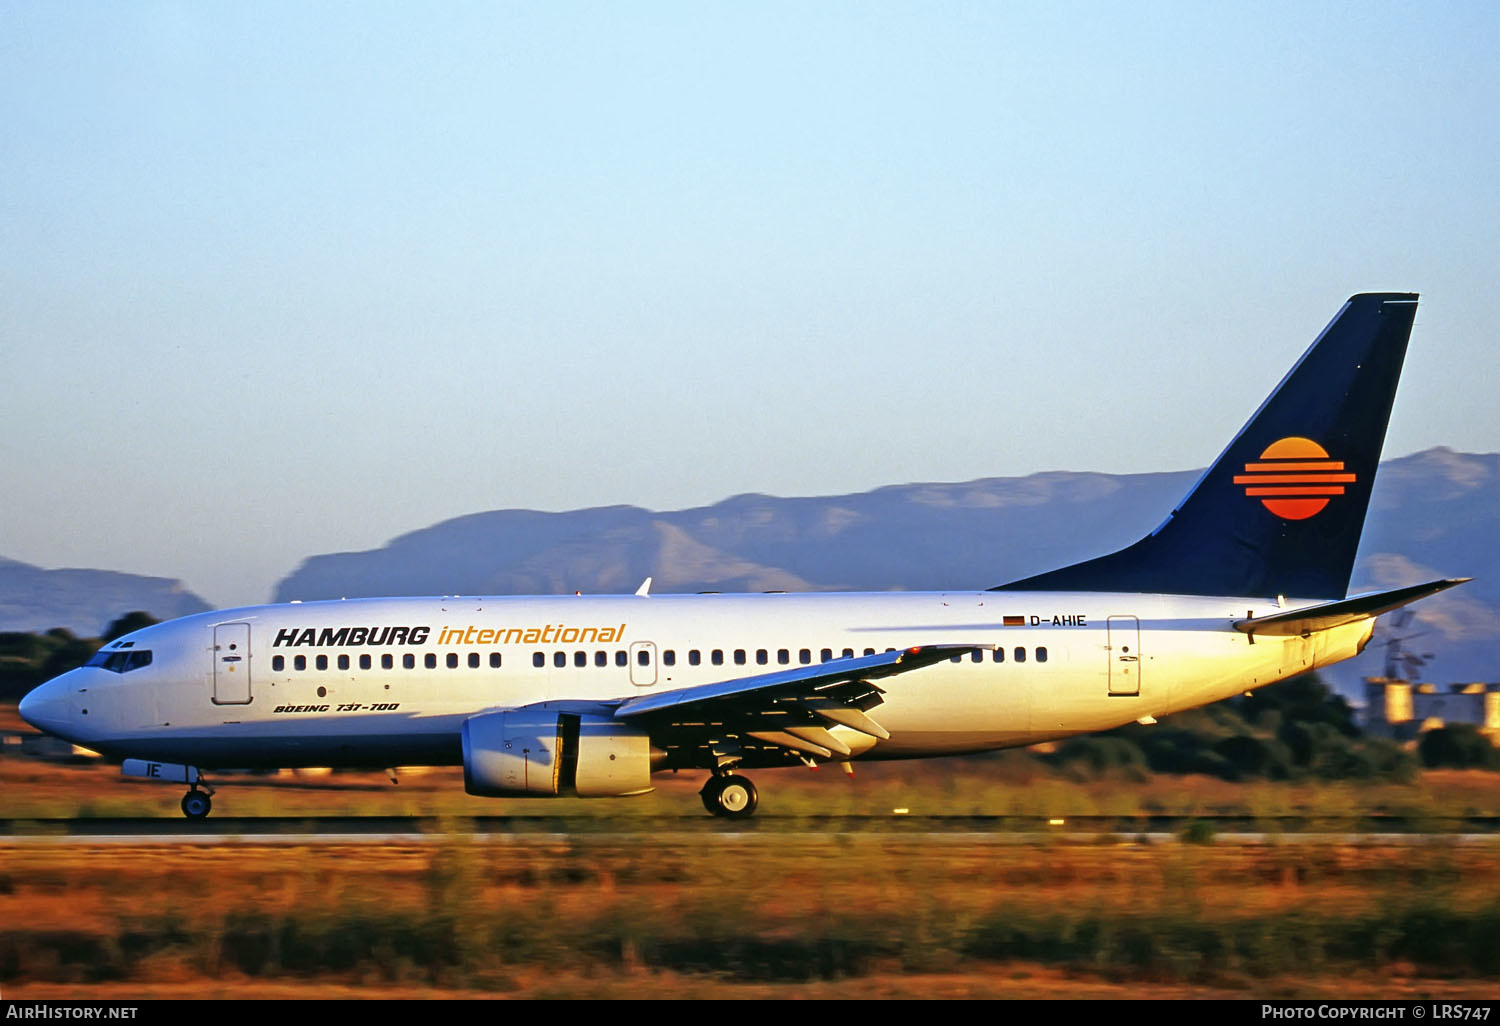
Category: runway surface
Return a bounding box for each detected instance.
[4,813,1499,845]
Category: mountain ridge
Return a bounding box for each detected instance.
[4,448,1492,691]
[0,559,211,636]
[271,447,1496,690]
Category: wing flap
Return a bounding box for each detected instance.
[808,704,891,740]
[784,725,853,756]
[748,730,834,759]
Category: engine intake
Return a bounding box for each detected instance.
[462,708,654,798]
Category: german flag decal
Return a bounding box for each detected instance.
[1233,437,1356,521]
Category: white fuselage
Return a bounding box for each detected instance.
[23,589,1374,770]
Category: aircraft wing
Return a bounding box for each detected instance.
[1233,578,1469,637]
[614,644,980,759]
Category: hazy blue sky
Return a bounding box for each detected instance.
[3,2,1497,608]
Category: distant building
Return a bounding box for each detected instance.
[1364,678,1500,743]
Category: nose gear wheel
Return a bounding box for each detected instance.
[180,790,212,819]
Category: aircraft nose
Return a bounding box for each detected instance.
[19,675,73,738]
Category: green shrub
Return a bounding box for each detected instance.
[1419,725,1500,770]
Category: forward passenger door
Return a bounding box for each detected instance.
[212,623,253,704]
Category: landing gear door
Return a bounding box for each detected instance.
[213,623,252,705]
[1106,615,1141,697]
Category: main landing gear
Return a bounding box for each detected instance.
[700,773,758,819]
[180,782,214,819]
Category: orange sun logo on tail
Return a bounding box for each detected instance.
[1232,437,1356,520]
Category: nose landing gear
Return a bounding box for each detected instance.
[122,760,214,818]
[700,773,758,818]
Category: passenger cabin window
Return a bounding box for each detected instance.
[820,648,832,663]
[799,649,811,665]
[575,651,586,668]
[843,648,854,659]
[403,654,415,670]
[338,654,350,670]
[272,655,285,672]
[490,653,502,669]
[615,651,627,667]
[554,652,566,668]
[1014,647,1026,663]
[382,654,394,670]
[712,650,724,666]
[777,648,789,665]
[360,654,372,670]
[734,650,746,665]
[663,650,676,666]
[294,655,307,671]
[447,653,459,669]
[594,651,607,667]
[993,649,1004,663]
[971,649,983,663]
[1037,647,1048,663]
[688,650,701,666]
[469,652,480,669]
[316,655,328,671]
[533,653,545,668]
[637,649,650,666]
[756,649,768,665]
[425,653,437,669]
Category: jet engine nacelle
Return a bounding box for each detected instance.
[461,708,655,798]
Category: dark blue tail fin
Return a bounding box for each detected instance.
[993,293,1419,599]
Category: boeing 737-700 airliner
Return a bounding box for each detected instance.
[19,293,1466,818]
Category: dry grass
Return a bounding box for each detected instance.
[5,701,1500,999]
[2,836,1498,999]
[11,967,1499,1001]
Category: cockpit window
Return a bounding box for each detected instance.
[86,649,152,673]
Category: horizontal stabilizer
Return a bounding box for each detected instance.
[1233,578,1469,636]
